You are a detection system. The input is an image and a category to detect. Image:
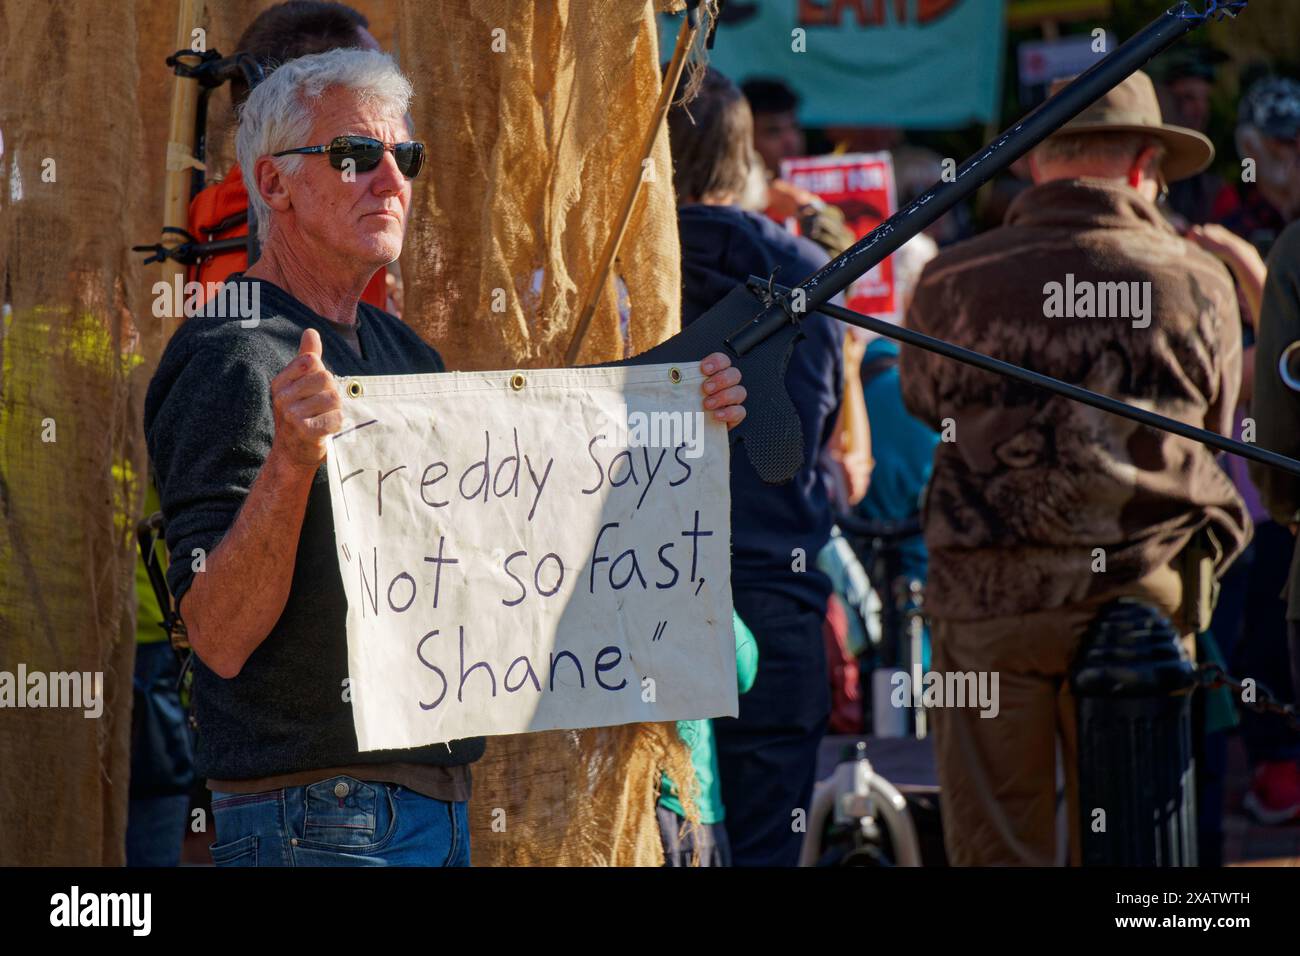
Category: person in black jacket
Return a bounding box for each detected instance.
[668,66,844,866]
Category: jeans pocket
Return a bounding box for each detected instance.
[389,787,464,866]
[300,775,393,850]
[209,834,258,867]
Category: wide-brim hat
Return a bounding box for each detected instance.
[1046,70,1215,182]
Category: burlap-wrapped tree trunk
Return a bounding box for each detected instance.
[397,0,695,866]
[0,0,143,866]
[0,0,398,867]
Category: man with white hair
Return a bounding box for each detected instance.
[1217,76,1300,255]
[144,48,748,867]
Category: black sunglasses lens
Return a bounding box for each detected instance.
[329,136,383,172]
[395,142,425,178]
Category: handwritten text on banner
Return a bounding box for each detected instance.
[325,363,737,751]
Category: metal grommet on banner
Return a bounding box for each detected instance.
[510,373,526,391]
[669,367,682,384]
[346,379,364,398]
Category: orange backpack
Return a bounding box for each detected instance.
[187,163,388,309]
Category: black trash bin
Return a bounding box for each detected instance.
[1071,598,1198,866]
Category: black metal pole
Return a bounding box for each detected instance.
[727,1,1247,356]
[751,277,1300,479]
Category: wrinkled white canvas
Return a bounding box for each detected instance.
[325,362,736,751]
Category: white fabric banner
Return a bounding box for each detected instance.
[325,362,737,752]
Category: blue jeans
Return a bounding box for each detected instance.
[210,775,470,867]
[657,806,732,866]
[126,794,191,867]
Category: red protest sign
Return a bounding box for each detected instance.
[780,153,898,321]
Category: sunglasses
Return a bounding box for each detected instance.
[272,135,425,178]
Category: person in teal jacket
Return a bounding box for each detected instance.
[657,611,759,866]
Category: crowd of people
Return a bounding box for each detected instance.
[127,0,1300,867]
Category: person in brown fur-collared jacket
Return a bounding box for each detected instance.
[899,71,1251,867]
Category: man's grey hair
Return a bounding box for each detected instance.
[236,47,413,242]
